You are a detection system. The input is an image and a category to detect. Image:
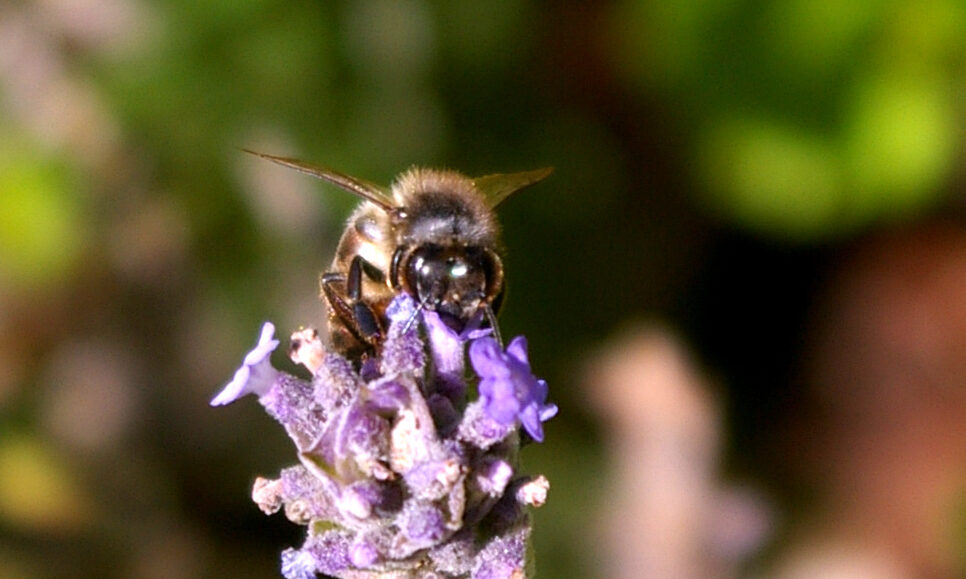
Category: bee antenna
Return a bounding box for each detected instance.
[483,304,503,348]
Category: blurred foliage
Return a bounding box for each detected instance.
[1,0,965,577]
[0,434,92,532]
[612,0,966,239]
[0,135,88,292]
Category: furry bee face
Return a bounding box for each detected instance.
[245,150,551,358]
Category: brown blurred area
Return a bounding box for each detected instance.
[780,221,966,578]
[588,221,966,578]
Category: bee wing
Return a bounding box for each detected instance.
[243,150,395,211]
[472,167,553,208]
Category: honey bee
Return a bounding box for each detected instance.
[245,150,552,359]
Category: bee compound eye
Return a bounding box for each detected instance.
[480,249,503,298]
[402,248,441,306]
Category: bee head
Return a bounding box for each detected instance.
[391,243,503,329]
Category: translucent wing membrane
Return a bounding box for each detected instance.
[473,167,553,208]
[243,149,396,211]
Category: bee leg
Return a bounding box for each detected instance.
[320,256,384,349]
[320,272,356,334]
[345,255,383,340]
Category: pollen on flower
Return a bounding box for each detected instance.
[212,294,556,578]
[252,476,284,515]
[516,475,550,508]
[289,327,324,373]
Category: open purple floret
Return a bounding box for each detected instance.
[211,295,555,578]
[470,336,558,443]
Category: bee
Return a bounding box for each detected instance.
[245,150,552,359]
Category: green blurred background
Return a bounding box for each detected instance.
[2,0,966,577]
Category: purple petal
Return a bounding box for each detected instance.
[540,402,559,422]
[534,378,549,400]
[519,405,544,442]
[365,379,410,413]
[468,335,557,443]
[423,310,465,375]
[246,322,280,365]
[506,335,529,366]
[211,322,280,406]
[469,338,510,379]
[479,379,520,425]
[464,327,493,341]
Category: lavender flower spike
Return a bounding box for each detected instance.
[470,336,558,442]
[211,322,280,406]
[213,295,557,578]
